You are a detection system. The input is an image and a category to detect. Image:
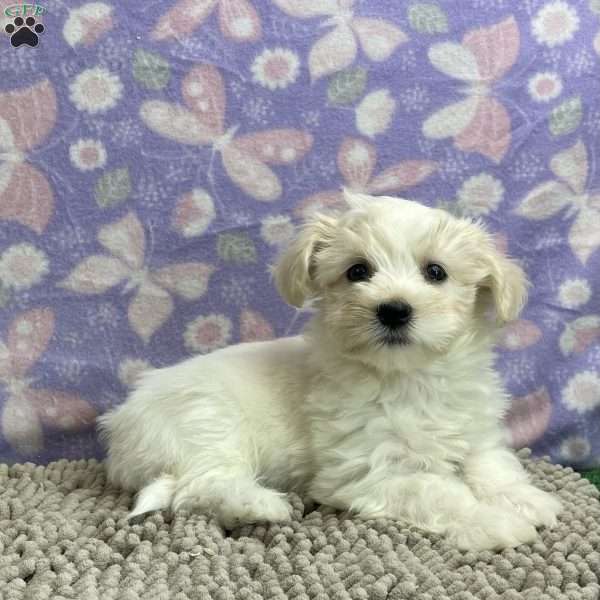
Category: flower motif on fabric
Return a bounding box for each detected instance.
[515,140,600,264]
[152,0,261,42]
[456,173,504,216]
[558,278,591,309]
[422,16,520,163]
[69,67,123,114]
[140,65,313,202]
[59,212,215,342]
[184,314,232,353]
[0,79,56,234]
[251,48,300,90]
[296,136,436,218]
[69,139,107,172]
[0,244,49,291]
[532,1,579,48]
[0,309,96,455]
[527,72,563,103]
[271,0,407,81]
[561,371,600,414]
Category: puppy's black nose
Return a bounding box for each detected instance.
[377,302,413,329]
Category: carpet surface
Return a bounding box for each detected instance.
[1,451,600,600]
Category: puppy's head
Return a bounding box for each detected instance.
[274,191,527,368]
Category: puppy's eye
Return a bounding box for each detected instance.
[346,263,371,282]
[425,263,447,283]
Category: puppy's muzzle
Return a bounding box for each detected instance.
[376,302,413,330]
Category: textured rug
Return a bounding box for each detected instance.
[1,451,599,600]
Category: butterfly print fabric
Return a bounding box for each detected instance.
[0,0,598,467]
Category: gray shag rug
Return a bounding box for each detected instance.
[1,451,599,600]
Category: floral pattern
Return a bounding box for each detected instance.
[251,48,300,90]
[69,138,107,171]
[527,71,564,102]
[69,67,123,114]
[0,0,598,467]
[532,1,580,47]
[0,244,49,291]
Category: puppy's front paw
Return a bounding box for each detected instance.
[448,504,538,551]
[489,484,562,530]
[217,488,293,528]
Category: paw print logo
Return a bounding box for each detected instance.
[5,16,45,47]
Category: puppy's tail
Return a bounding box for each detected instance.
[127,475,176,519]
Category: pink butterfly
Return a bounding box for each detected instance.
[152,0,261,42]
[0,79,56,233]
[296,136,436,218]
[515,140,600,265]
[140,65,313,202]
[271,0,407,81]
[422,16,520,163]
[0,308,96,455]
[60,212,215,343]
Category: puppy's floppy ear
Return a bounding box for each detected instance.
[478,236,529,323]
[272,213,337,307]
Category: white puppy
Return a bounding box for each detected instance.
[99,191,562,551]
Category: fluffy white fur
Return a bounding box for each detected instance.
[99,192,562,551]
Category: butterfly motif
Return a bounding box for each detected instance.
[60,212,215,342]
[515,140,600,265]
[271,0,407,81]
[0,79,56,234]
[296,136,436,218]
[422,16,520,163]
[0,308,96,455]
[152,0,261,42]
[140,65,313,202]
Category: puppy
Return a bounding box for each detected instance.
[99,191,562,551]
